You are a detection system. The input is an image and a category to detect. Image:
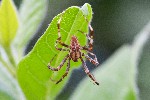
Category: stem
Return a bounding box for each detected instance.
[4,45,17,68]
[0,56,16,77]
[0,44,17,78]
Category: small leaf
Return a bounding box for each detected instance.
[17,3,92,100]
[0,0,19,46]
[13,0,48,54]
[70,20,150,100]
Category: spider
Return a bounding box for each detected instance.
[47,13,99,85]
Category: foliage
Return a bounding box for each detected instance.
[0,0,18,47]
[17,3,92,100]
[0,0,149,100]
[0,0,47,99]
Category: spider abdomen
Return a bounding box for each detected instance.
[70,51,81,62]
[70,36,81,62]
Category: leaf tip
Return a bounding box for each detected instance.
[80,3,93,21]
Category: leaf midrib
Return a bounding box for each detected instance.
[54,9,80,68]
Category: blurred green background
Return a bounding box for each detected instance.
[11,0,150,100]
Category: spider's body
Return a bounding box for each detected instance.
[70,36,81,62]
[48,14,99,85]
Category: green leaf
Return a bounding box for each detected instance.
[0,65,25,100]
[70,21,150,100]
[0,0,19,46]
[13,0,48,56]
[17,3,92,100]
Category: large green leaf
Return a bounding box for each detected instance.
[13,0,48,58]
[0,0,19,46]
[70,20,150,100]
[17,3,92,100]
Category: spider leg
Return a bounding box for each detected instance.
[55,12,69,51]
[78,24,94,51]
[55,57,71,84]
[80,56,99,85]
[83,15,94,47]
[55,46,69,51]
[88,24,94,51]
[82,52,99,66]
[48,54,69,71]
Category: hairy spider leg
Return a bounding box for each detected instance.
[55,12,69,51]
[77,24,94,51]
[55,57,71,84]
[82,52,99,66]
[88,24,94,51]
[48,54,69,71]
[80,56,99,85]
[82,15,94,51]
[89,51,98,61]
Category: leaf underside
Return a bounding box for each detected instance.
[17,3,92,100]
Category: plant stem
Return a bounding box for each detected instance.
[0,44,17,78]
[0,56,16,77]
[4,45,17,68]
